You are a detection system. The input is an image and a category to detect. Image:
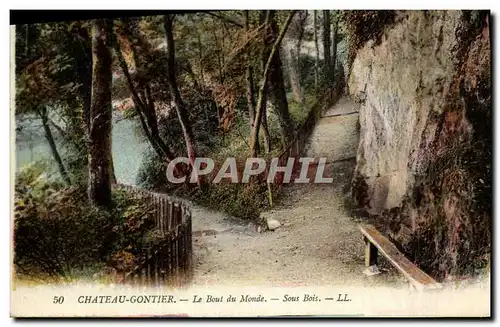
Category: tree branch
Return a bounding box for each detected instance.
[113,39,147,111]
[48,118,66,137]
[205,12,243,28]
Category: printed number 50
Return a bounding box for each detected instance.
[53,296,64,304]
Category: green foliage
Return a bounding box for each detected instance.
[287,92,316,128]
[194,181,269,220]
[136,148,167,190]
[405,141,491,279]
[372,136,492,282]
[16,22,90,112]
[105,189,160,273]
[13,171,159,280]
[15,21,91,184]
[15,160,58,193]
[14,181,110,279]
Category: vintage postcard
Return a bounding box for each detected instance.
[10,9,491,318]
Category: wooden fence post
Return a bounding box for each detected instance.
[114,184,193,287]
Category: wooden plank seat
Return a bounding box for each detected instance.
[358,224,442,291]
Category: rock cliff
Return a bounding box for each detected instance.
[348,10,491,278]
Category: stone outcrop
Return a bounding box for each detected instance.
[348,10,491,277]
[349,10,488,214]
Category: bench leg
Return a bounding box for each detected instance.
[364,237,378,267]
[363,237,381,276]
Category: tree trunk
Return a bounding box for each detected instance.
[116,46,167,160]
[142,86,160,137]
[331,12,338,84]
[118,19,175,160]
[250,11,296,157]
[261,103,271,153]
[142,86,174,159]
[295,11,308,72]
[314,10,320,90]
[244,10,256,126]
[283,40,305,108]
[113,36,177,164]
[257,11,272,154]
[268,12,295,148]
[164,15,199,184]
[80,75,92,136]
[322,10,331,87]
[75,25,93,136]
[285,11,306,107]
[38,107,71,185]
[88,19,114,207]
[109,153,117,184]
[246,65,257,126]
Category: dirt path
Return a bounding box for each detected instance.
[191,98,407,288]
[305,114,359,162]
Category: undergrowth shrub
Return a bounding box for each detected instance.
[407,141,491,279]
[193,181,270,220]
[384,139,491,281]
[14,162,160,281]
[136,148,167,190]
[135,107,284,221]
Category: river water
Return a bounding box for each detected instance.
[14,113,149,186]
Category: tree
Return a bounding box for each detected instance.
[322,10,332,87]
[283,11,307,108]
[163,14,200,185]
[15,22,91,184]
[113,19,177,164]
[267,11,295,148]
[244,10,256,126]
[313,10,320,90]
[69,23,93,136]
[258,10,272,154]
[16,57,71,184]
[331,11,339,88]
[88,19,114,206]
[249,10,296,157]
[38,106,71,184]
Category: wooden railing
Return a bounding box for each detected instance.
[359,224,442,291]
[114,183,193,286]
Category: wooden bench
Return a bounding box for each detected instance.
[359,224,442,291]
